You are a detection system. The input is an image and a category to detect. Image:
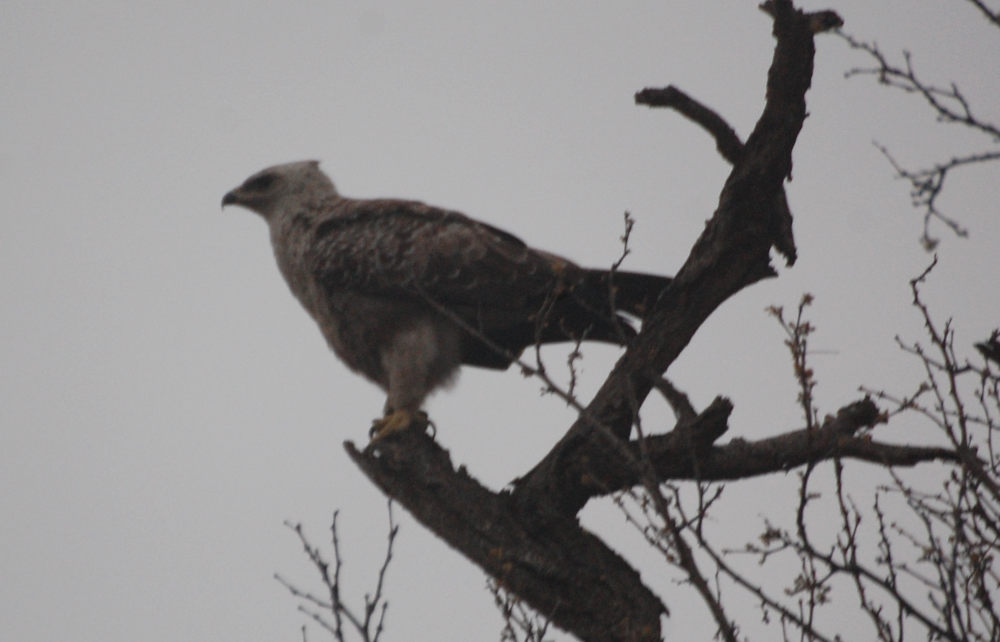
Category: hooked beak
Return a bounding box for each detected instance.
[221,190,239,208]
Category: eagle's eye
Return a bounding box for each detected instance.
[244,173,277,192]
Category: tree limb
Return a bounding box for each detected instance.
[635,86,745,165]
[604,398,959,491]
[512,0,822,517]
[345,436,666,642]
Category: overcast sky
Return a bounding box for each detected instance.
[2,2,997,640]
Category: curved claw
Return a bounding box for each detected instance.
[369,409,430,441]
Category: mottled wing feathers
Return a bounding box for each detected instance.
[310,198,568,309]
[307,196,670,370]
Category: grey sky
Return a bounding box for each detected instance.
[2,2,996,640]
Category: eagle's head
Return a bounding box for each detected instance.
[222,160,336,220]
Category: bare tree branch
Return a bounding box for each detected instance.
[513,0,826,519]
[839,27,1000,249]
[345,435,666,642]
[635,86,745,165]
[963,0,1000,27]
[277,505,397,642]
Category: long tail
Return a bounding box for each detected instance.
[536,269,671,346]
[460,268,671,369]
[582,269,671,318]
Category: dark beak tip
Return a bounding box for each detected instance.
[221,191,238,208]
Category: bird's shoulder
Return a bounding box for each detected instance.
[312,196,525,252]
[306,197,571,299]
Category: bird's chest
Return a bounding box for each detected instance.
[269,221,404,379]
[271,225,326,319]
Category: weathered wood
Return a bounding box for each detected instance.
[346,434,666,642]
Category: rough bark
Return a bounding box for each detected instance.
[511,0,820,518]
[346,435,666,642]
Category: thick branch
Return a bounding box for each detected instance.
[598,399,959,493]
[513,0,824,517]
[633,86,796,263]
[345,436,666,642]
[635,86,744,164]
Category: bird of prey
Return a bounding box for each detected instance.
[222,161,670,437]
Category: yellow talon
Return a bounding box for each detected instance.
[369,409,430,441]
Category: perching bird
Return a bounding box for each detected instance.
[222,161,670,437]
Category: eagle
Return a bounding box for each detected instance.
[222,161,670,437]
